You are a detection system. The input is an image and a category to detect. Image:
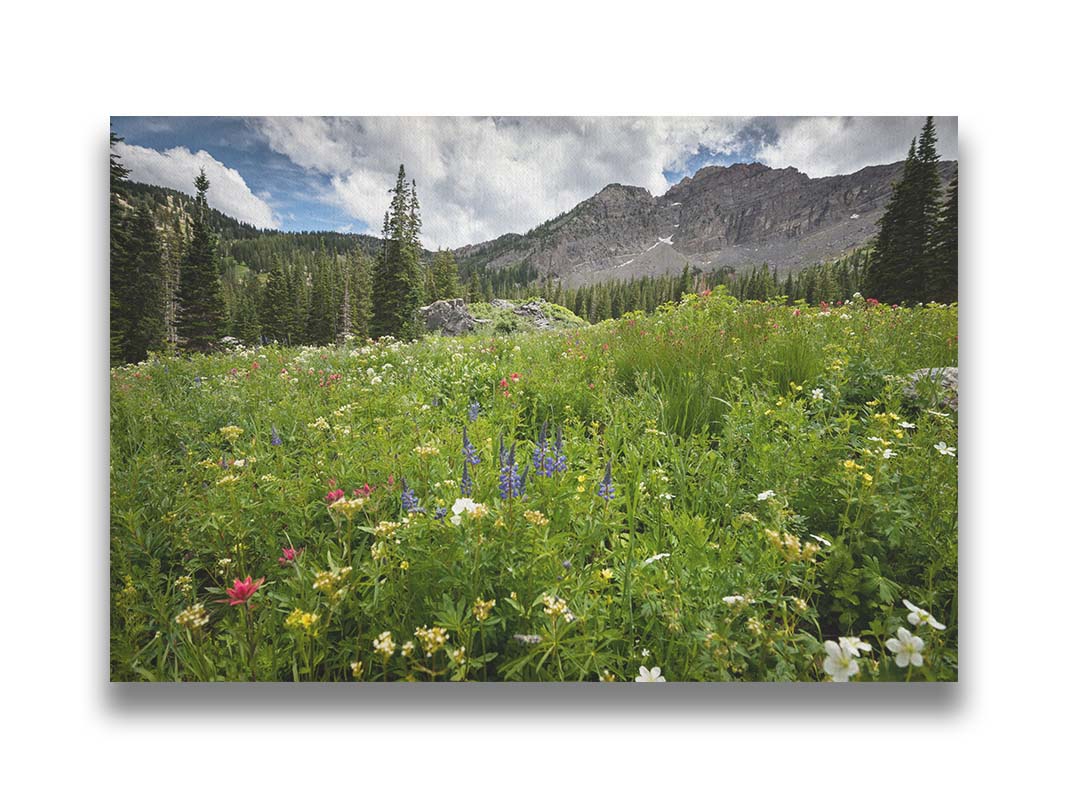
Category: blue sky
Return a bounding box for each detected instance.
[112,117,363,233]
[110,116,958,248]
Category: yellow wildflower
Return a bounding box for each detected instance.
[473,597,496,622]
[313,566,352,603]
[414,625,449,656]
[219,425,244,442]
[523,509,549,527]
[373,630,397,660]
[329,496,366,520]
[175,603,209,629]
[285,608,320,632]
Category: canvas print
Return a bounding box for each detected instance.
[109,116,958,682]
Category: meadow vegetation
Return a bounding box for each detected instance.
[110,288,958,681]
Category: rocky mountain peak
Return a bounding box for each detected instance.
[455,158,958,287]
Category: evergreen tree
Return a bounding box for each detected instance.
[867,118,944,304]
[929,171,958,303]
[371,165,425,339]
[177,169,225,351]
[120,207,167,361]
[468,273,484,303]
[429,250,460,301]
[261,262,289,343]
[231,273,262,344]
[110,132,132,364]
[306,259,337,345]
[349,250,374,339]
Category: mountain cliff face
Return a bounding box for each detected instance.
[456,160,958,286]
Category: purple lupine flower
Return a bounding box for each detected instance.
[194,376,202,387]
[400,478,425,514]
[461,460,472,496]
[270,425,282,446]
[597,460,615,501]
[499,443,520,500]
[517,464,529,498]
[468,401,480,422]
[552,426,567,474]
[462,426,481,465]
[533,420,552,477]
[433,507,447,521]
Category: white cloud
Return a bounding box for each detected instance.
[256,117,754,248]
[114,142,280,229]
[756,116,958,178]
[253,116,957,248]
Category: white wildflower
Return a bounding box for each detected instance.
[839,636,872,658]
[903,599,946,630]
[934,441,956,457]
[822,640,859,682]
[886,627,924,668]
[635,665,666,682]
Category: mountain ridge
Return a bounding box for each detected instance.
[455,159,958,286]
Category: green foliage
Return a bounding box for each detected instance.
[111,292,957,681]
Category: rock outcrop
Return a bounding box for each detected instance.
[903,367,958,412]
[418,299,485,336]
[418,297,584,336]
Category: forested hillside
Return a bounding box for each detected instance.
[110,118,956,364]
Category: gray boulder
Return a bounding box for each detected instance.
[903,367,958,412]
[418,298,485,336]
[513,300,552,328]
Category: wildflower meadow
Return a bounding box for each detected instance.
[110,288,958,681]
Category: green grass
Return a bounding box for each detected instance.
[110,288,958,681]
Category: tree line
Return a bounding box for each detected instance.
[110,120,957,364]
[110,145,462,362]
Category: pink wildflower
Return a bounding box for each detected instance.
[225,576,264,606]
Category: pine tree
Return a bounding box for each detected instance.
[177,169,225,351]
[261,262,289,343]
[110,132,132,364]
[929,172,958,303]
[349,250,374,340]
[867,118,944,304]
[371,165,425,339]
[231,273,262,345]
[121,207,167,361]
[429,250,460,301]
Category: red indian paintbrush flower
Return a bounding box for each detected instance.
[226,576,264,606]
[278,547,303,565]
[325,489,345,504]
